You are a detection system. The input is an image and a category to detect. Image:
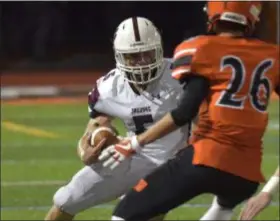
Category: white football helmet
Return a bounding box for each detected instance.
[113,17,164,85]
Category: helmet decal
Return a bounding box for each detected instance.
[132,17,141,42]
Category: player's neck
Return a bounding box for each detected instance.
[129,81,158,96]
[129,83,142,95]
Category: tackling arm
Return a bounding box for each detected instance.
[98,75,210,170]
[135,38,210,147]
[136,75,210,146]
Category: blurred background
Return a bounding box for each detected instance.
[1,1,209,100]
[1,1,207,99]
[0,1,278,99]
[1,2,279,220]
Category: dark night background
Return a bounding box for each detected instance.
[0,1,207,70]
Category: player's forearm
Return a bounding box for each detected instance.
[137,113,179,146]
[261,166,279,195]
[136,75,209,147]
[170,75,209,126]
[84,115,112,134]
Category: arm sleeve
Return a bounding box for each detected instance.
[87,70,117,118]
[170,75,210,127]
[88,87,102,118]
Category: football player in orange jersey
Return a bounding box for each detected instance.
[99,1,280,220]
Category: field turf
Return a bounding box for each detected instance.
[1,99,279,220]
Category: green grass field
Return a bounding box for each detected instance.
[1,100,279,220]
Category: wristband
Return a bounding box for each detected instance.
[262,176,279,194]
[131,136,142,151]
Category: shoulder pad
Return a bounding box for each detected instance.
[95,69,121,98]
[88,69,121,118]
[182,35,207,43]
[174,35,209,60]
[171,36,211,81]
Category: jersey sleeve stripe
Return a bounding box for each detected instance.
[171,66,191,80]
[174,48,197,59]
[172,55,193,69]
[88,88,100,106]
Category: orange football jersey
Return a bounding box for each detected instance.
[172,35,279,182]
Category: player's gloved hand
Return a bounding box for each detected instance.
[98,136,141,170]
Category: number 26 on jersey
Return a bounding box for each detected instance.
[216,56,274,113]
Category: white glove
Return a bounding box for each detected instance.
[98,136,141,170]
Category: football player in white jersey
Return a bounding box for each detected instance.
[44,17,191,221]
[44,17,223,221]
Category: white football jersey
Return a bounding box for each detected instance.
[88,59,190,165]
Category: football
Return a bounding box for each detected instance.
[90,126,120,150]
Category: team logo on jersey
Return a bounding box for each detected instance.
[131,106,151,115]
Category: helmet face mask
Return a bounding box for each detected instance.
[113,17,164,86]
[115,47,163,85]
